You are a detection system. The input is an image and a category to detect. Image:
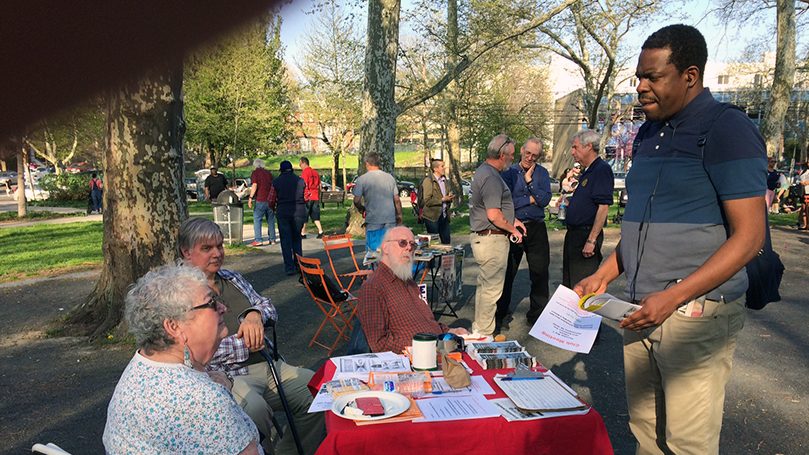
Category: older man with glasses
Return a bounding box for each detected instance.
[178,217,323,455]
[356,226,468,353]
[468,134,525,337]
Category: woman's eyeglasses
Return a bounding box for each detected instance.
[386,239,419,251]
[191,296,221,311]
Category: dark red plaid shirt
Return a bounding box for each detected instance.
[357,262,447,353]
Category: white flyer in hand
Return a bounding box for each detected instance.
[529,285,601,354]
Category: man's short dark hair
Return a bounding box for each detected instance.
[299,156,309,166]
[365,152,381,167]
[642,24,707,78]
[430,159,443,171]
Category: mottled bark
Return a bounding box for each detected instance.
[760,0,796,157]
[65,64,188,338]
[443,0,463,206]
[358,0,401,176]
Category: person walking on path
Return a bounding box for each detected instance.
[352,151,402,252]
[248,158,276,246]
[576,25,766,454]
[89,172,103,214]
[562,129,613,288]
[205,166,228,202]
[497,138,552,330]
[419,159,453,244]
[468,134,525,337]
[273,161,306,276]
[299,157,323,239]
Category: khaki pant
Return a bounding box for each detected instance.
[623,296,746,455]
[232,360,324,455]
[470,233,510,336]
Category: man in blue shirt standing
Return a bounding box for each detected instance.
[575,25,766,454]
[562,129,614,289]
[497,138,552,329]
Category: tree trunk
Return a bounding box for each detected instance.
[64,63,188,339]
[358,0,400,176]
[443,0,463,207]
[761,0,796,157]
[16,141,26,217]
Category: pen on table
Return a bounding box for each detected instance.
[500,377,544,381]
[429,389,468,394]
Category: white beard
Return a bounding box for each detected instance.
[388,257,415,282]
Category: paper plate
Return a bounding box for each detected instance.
[331,391,410,421]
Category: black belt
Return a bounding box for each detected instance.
[566,225,593,231]
[522,220,545,227]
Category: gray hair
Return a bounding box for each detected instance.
[487,134,514,160]
[253,158,265,169]
[524,137,544,149]
[365,152,381,167]
[177,217,223,259]
[125,265,209,354]
[572,129,601,154]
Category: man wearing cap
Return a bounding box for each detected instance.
[273,161,306,276]
[205,166,228,202]
[468,134,524,337]
[562,129,613,288]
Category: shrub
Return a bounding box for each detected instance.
[39,173,93,202]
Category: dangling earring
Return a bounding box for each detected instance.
[183,344,193,368]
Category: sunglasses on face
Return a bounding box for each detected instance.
[191,296,221,311]
[387,239,419,251]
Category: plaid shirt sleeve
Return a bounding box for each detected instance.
[207,269,278,375]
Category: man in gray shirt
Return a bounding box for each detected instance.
[469,134,525,336]
[353,151,403,252]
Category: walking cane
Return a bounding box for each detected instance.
[259,335,304,455]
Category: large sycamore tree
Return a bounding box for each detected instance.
[64,65,188,338]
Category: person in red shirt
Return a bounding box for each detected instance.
[247,159,276,246]
[299,157,323,239]
[356,226,468,353]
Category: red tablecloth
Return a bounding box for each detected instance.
[308,355,614,455]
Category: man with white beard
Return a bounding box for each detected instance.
[356,226,468,353]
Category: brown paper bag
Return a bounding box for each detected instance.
[441,353,471,389]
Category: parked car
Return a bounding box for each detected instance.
[0,171,17,186]
[346,176,414,197]
[461,179,471,197]
[14,184,50,201]
[397,181,415,197]
[320,182,342,192]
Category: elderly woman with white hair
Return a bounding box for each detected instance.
[103,265,263,455]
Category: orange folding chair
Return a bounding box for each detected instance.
[321,234,373,293]
[296,254,358,356]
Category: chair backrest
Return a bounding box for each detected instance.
[297,254,349,303]
[322,234,363,285]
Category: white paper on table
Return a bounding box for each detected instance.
[489,398,590,421]
[494,376,586,412]
[529,285,601,354]
[428,376,496,396]
[307,383,335,413]
[413,395,501,422]
[330,352,411,374]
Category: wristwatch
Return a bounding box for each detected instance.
[585,239,597,245]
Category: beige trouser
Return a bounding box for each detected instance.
[623,295,746,455]
[232,360,324,455]
[470,233,510,336]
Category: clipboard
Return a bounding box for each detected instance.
[494,375,587,413]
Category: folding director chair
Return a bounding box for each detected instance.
[321,234,372,293]
[296,254,358,356]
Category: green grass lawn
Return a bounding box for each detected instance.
[0,211,82,223]
[0,197,801,281]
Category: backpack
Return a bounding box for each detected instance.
[634,102,783,310]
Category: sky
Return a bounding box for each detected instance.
[277,0,785,78]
